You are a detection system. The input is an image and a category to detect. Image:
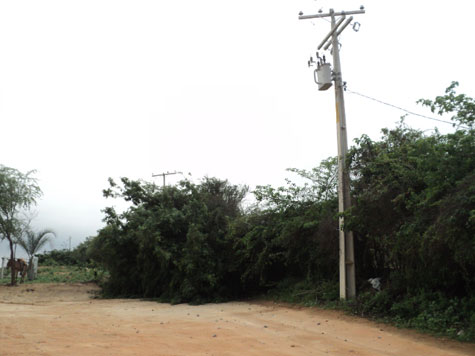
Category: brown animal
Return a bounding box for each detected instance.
[7,258,28,283]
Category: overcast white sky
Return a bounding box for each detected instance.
[1,0,474,257]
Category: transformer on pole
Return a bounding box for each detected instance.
[299,6,365,300]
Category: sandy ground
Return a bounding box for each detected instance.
[0,283,474,356]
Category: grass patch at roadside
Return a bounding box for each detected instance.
[0,265,107,284]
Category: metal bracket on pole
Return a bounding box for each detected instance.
[324,16,354,51]
[318,15,346,50]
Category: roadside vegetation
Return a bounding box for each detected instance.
[82,83,474,341]
[0,239,104,284]
[0,265,100,284]
[1,83,473,342]
[0,166,41,285]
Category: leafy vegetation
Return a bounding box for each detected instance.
[347,122,475,296]
[88,177,249,302]
[16,228,55,279]
[37,238,94,267]
[0,166,41,285]
[349,291,475,342]
[16,229,55,261]
[58,83,475,341]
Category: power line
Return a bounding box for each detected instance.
[345,87,469,129]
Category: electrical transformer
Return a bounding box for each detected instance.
[314,63,332,91]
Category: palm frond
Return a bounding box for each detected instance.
[16,229,56,258]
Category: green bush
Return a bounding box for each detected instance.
[89,177,249,302]
[37,239,94,267]
[268,278,339,307]
[85,83,475,341]
[349,290,475,341]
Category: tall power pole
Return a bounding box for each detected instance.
[152,171,182,187]
[299,7,365,299]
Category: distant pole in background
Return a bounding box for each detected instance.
[69,236,72,251]
[299,6,365,300]
[152,171,183,187]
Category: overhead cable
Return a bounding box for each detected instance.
[345,88,469,130]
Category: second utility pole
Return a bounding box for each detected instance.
[152,171,182,188]
[300,7,365,299]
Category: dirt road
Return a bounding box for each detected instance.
[0,283,474,356]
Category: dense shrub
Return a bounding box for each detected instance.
[89,178,249,302]
[347,123,475,296]
[38,249,77,266]
[87,84,474,340]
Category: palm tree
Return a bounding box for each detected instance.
[16,229,55,280]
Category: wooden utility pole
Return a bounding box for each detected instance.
[299,7,365,299]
